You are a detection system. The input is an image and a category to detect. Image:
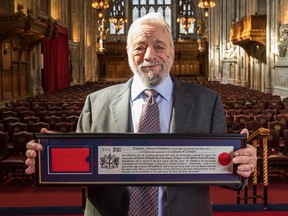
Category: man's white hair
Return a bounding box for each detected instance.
[126,12,174,50]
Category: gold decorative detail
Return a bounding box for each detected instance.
[198,0,216,17]
[91,0,109,9]
[230,15,266,46]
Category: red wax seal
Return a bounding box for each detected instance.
[218,152,232,166]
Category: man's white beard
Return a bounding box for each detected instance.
[137,69,164,87]
[128,57,172,87]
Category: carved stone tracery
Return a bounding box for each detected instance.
[277,25,288,59]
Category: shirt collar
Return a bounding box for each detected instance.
[131,74,173,102]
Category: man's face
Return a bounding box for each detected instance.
[128,22,174,87]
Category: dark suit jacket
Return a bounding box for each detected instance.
[77,77,227,216]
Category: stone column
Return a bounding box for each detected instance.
[29,45,44,96]
[265,0,277,94]
[222,59,237,84]
[221,42,238,84]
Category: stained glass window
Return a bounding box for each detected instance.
[131,0,172,25]
[109,1,196,37]
[109,0,126,35]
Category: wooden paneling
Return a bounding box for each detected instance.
[98,40,208,81]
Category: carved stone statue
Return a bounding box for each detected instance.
[98,18,109,51]
[223,42,237,60]
[98,18,109,41]
[196,20,206,40]
[17,3,24,14]
[277,28,288,58]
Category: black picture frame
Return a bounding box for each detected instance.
[35,133,246,186]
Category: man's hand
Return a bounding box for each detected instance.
[232,128,257,178]
[25,128,53,174]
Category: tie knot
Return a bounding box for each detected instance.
[144,89,158,98]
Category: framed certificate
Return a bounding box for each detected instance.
[35,133,246,186]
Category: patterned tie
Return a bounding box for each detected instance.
[138,89,160,133]
[128,89,159,216]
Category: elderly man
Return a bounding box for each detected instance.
[26,12,257,216]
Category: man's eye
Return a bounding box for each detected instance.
[134,47,145,53]
[155,46,165,52]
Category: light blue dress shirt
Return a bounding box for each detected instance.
[131,74,174,216]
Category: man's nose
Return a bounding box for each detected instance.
[144,47,157,61]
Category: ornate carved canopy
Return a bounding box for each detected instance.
[0,8,57,47]
[230,15,266,62]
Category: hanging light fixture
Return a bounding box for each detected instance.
[109,0,127,35]
[198,0,216,17]
[91,0,109,9]
[92,0,109,18]
[177,0,196,34]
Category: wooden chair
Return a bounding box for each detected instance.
[251,105,264,114]
[8,122,27,143]
[54,122,74,133]
[262,109,277,121]
[2,117,20,132]
[65,115,79,131]
[2,111,17,119]
[274,114,288,125]
[65,106,79,115]
[30,101,43,110]
[47,106,63,111]
[256,100,267,109]
[38,110,55,122]
[0,131,8,161]
[265,129,288,177]
[267,129,281,151]
[225,109,241,121]
[268,104,280,115]
[17,101,30,108]
[234,114,251,129]
[54,110,72,121]
[44,115,61,130]
[245,120,262,134]
[226,121,240,134]
[283,130,288,155]
[74,110,82,116]
[18,110,35,121]
[0,131,34,184]
[14,106,29,113]
[268,120,287,140]
[279,109,288,114]
[32,106,46,117]
[30,122,49,133]
[243,109,258,120]
[234,105,246,113]
[254,114,270,128]
[22,116,40,132]
[0,107,13,119]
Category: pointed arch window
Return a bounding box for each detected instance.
[132,0,172,28]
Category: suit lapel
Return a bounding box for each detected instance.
[169,79,195,133]
[108,77,196,133]
[109,78,133,132]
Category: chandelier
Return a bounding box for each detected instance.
[109,0,127,35]
[177,0,196,34]
[92,0,109,18]
[198,0,216,17]
[91,0,109,9]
